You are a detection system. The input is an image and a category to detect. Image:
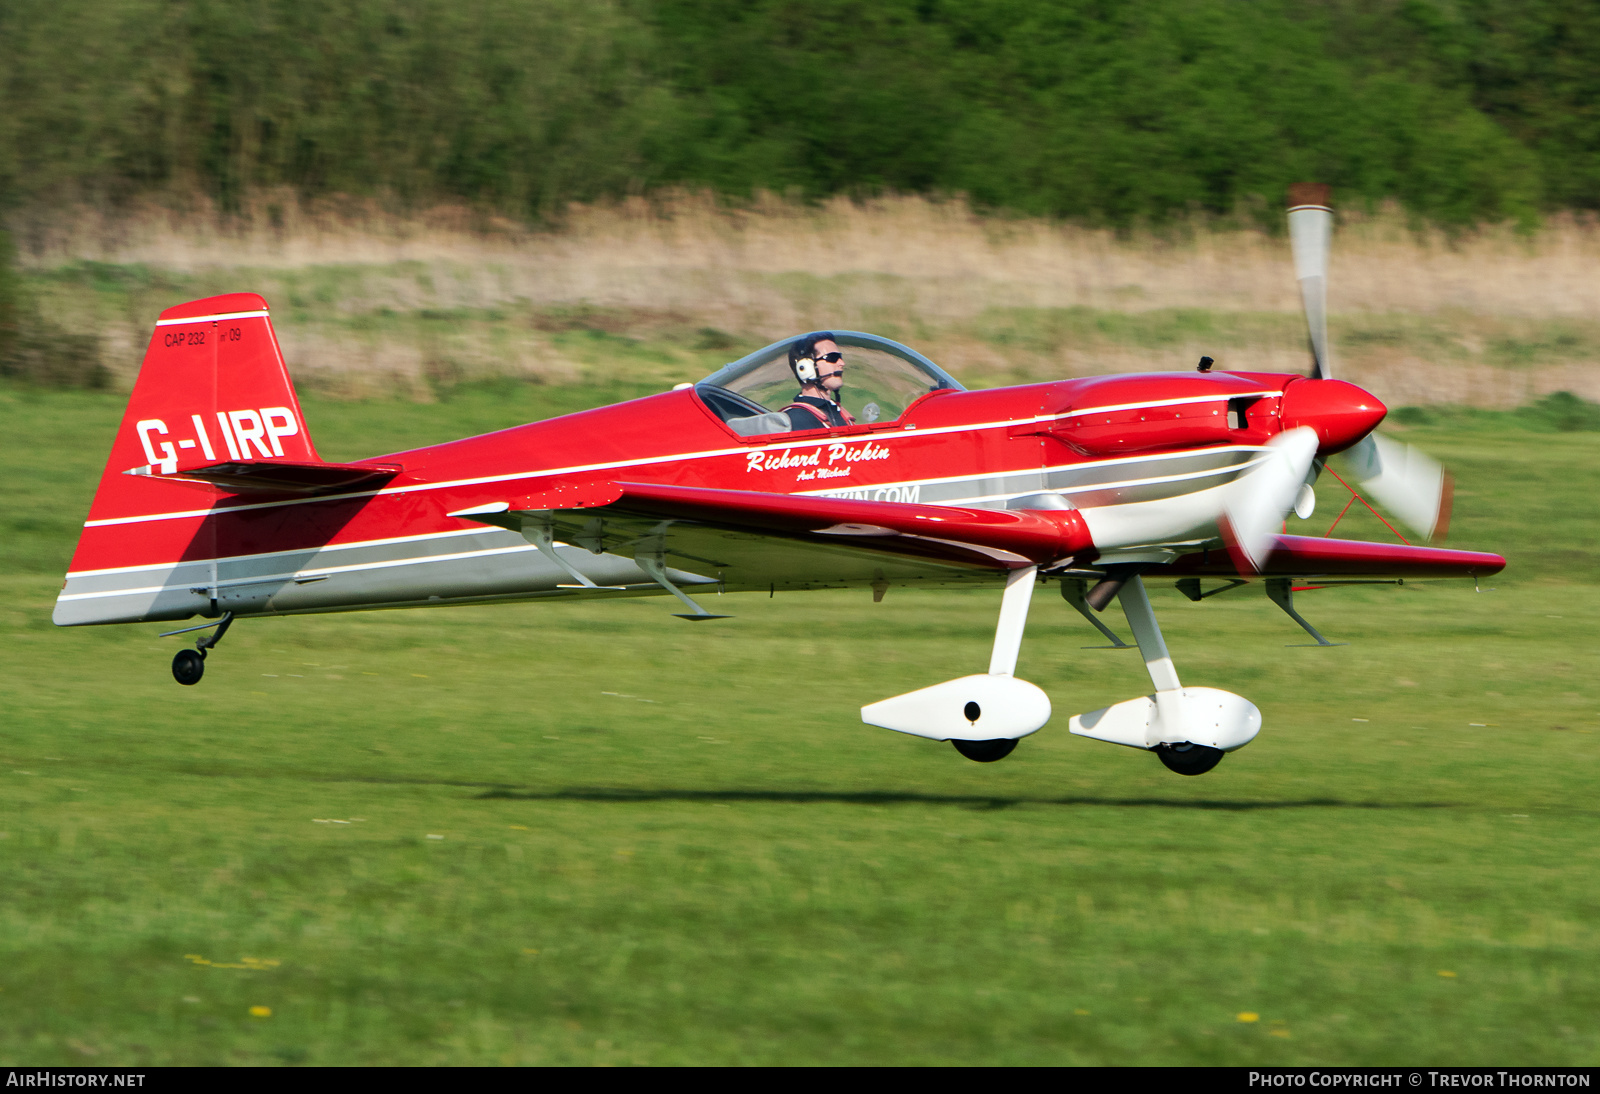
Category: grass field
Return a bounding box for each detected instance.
[1,382,1598,1065]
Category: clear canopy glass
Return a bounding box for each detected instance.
[696,332,963,434]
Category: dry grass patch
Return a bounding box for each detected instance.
[15,192,1600,404]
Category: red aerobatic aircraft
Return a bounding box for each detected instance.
[56,187,1503,775]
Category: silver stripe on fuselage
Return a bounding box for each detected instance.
[58,447,1263,625]
[52,536,676,626]
[64,525,500,584]
[809,446,1262,507]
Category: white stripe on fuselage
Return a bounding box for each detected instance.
[65,524,497,579]
[81,392,1280,529]
[58,542,541,602]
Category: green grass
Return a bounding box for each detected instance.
[1,385,1598,1064]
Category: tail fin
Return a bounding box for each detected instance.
[59,294,320,615]
[97,293,319,500]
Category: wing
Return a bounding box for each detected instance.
[449,478,1501,591]
[452,481,1096,591]
[1156,534,1505,580]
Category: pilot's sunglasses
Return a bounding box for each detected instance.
[815,351,844,363]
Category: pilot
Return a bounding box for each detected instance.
[783,333,856,431]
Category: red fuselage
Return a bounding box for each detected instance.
[60,352,1491,629]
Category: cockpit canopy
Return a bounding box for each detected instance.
[695,331,964,437]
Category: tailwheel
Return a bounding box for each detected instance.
[952,738,1017,763]
[172,648,206,686]
[162,611,233,686]
[1155,742,1224,776]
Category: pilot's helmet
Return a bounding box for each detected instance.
[789,332,837,384]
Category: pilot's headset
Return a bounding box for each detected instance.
[789,332,837,386]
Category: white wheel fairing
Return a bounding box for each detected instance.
[1069,687,1262,752]
[862,674,1052,742]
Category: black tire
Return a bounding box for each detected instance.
[1155,742,1224,776]
[172,648,206,686]
[952,738,1017,763]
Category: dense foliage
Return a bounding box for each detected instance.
[0,0,1596,226]
[0,230,104,386]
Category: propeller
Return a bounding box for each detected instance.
[1343,432,1453,542]
[1221,426,1321,574]
[1287,183,1333,380]
[1285,184,1453,542]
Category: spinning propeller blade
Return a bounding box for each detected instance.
[1221,426,1320,574]
[1344,432,1453,542]
[1287,182,1333,380]
[1286,183,1452,542]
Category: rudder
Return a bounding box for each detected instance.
[57,293,320,623]
[115,293,317,481]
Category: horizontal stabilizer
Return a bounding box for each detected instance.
[132,460,401,495]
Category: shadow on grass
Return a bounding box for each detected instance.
[475,787,1460,811]
[163,767,517,791]
[151,765,1463,812]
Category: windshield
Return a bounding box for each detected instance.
[697,331,963,428]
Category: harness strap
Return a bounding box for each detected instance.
[784,395,857,425]
[784,400,836,427]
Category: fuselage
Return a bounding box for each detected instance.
[56,368,1382,627]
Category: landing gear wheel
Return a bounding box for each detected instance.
[1156,742,1223,776]
[172,648,206,686]
[952,738,1017,763]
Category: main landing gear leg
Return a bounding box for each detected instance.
[861,565,1052,762]
[162,612,234,686]
[1067,576,1261,775]
[1117,576,1222,775]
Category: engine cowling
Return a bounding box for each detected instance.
[1047,373,1283,456]
[1278,377,1387,455]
